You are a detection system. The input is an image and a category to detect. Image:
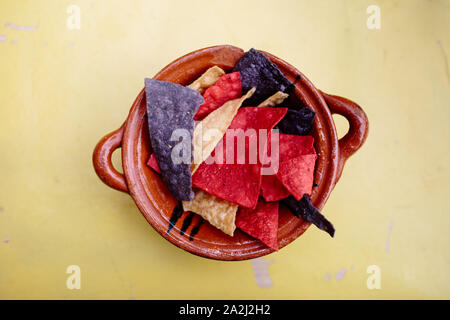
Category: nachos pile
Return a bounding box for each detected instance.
[145,49,334,251]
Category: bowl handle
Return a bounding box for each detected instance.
[321,92,369,180]
[92,125,129,193]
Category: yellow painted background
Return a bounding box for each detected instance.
[0,0,449,299]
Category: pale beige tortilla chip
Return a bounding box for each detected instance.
[191,88,256,173]
[258,91,289,107]
[182,190,238,236]
[188,66,225,94]
[184,88,256,236]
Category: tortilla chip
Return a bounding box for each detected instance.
[145,79,203,201]
[147,89,256,175]
[275,134,316,200]
[258,91,289,108]
[277,155,317,200]
[282,195,335,237]
[278,134,315,159]
[147,90,257,232]
[260,129,289,201]
[232,48,292,106]
[182,190,238,236]
[260,174,290,201]
[147,153,161,173]
[185,89,256,236]
[194,72,242,120]
[192,107,287,208]
[188,66,225,94]
[259,133,316,201]
[150,153,239,237]
[277,107,316,136]
[236,199,279,250]
[191,88,256,174]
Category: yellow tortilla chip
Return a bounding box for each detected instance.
[182,190,238,236]
[258,91,289,107]
[191,88,256,173]
[188,66,225,94]
[184,88,256,237]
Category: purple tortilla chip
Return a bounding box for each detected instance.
[277,107,316,136]
[282,195,335,237]
[232,48,292,106]
[145,79,204,201]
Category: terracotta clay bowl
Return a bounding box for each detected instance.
[93,45,369,261]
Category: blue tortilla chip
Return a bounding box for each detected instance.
[145,79,204,201]
[282,195,335,237]
[277,107,316,136]
[232,48,292,106]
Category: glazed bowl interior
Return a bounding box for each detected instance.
[122,46,339,260]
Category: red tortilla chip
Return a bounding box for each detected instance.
[259,130,285,201]
[278,134,315,159]
[260,174,290,201]
[275,134,317,200]
[194,72,242,120]
[192,107,287,208]
[277,154,317,200]
[147,153,161,173]
[236,199,279,250]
